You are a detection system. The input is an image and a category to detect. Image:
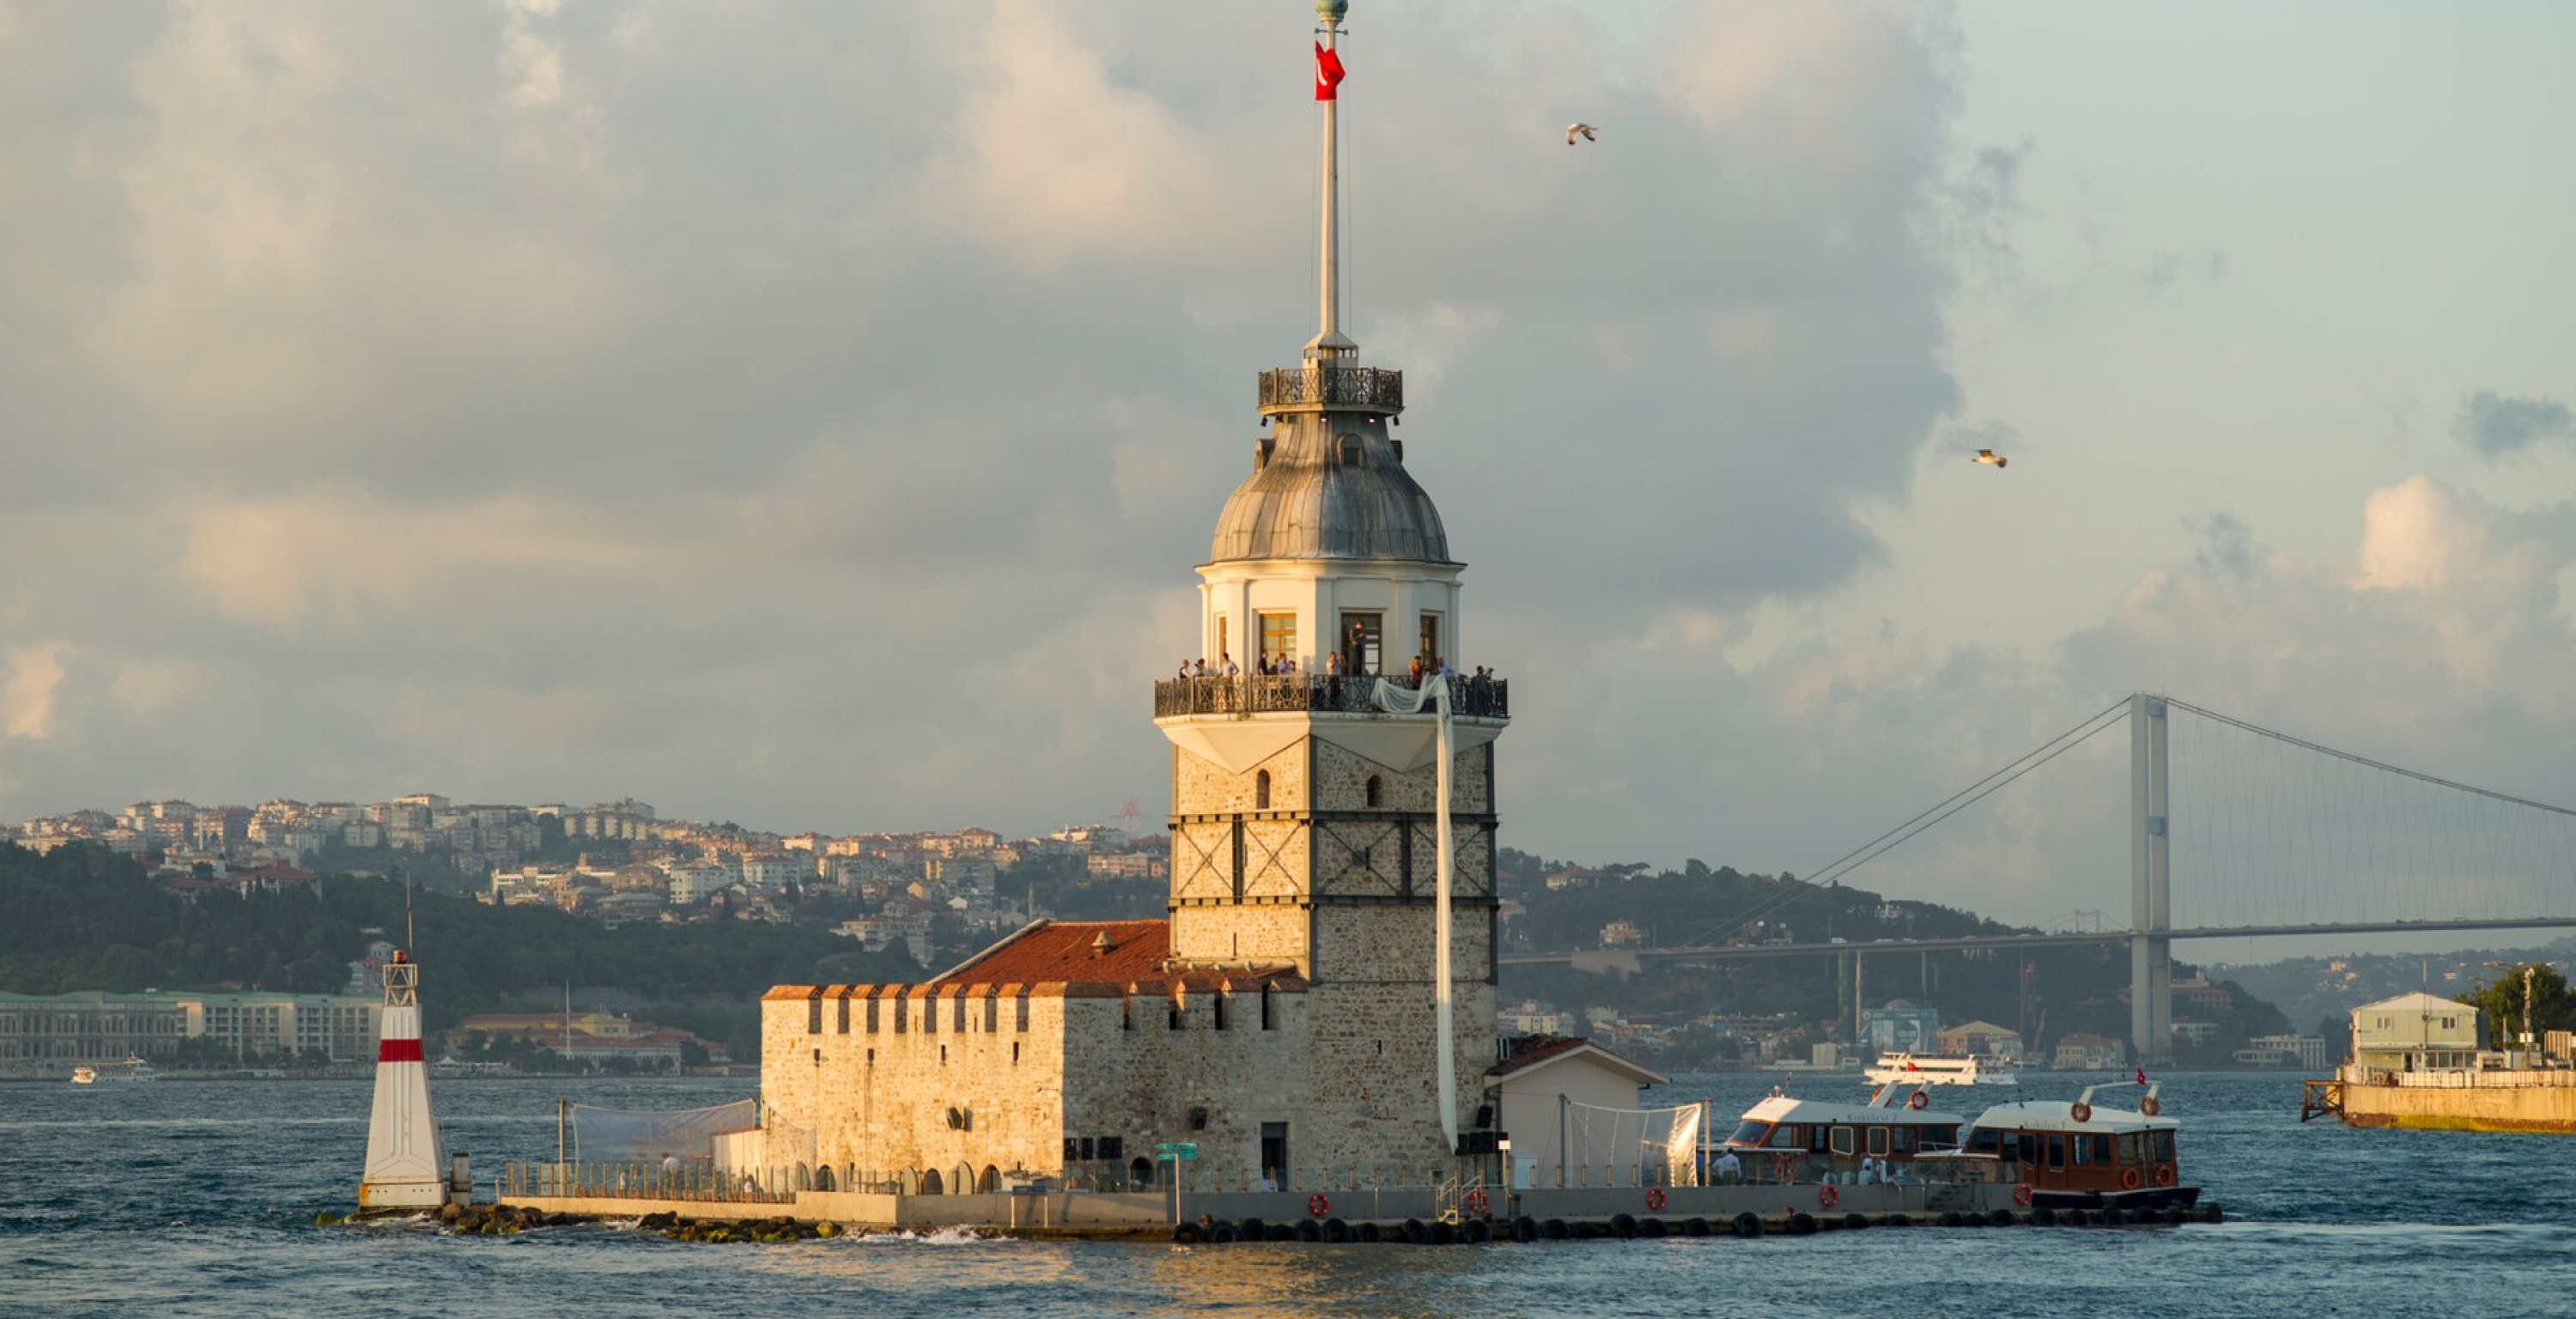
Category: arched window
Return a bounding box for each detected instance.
[1339,435,1362,466]
[1364,775,1382,808]
[1255,769,1272,811]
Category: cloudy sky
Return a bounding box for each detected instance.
[4,1,2574,934]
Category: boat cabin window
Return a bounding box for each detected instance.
[1889,1126,1918,1155]
[1867,1127,1890,1157]
[2117,1133,2146,1164]
[1728,1121,1771,1146]
[2150,1130,2175,1162]
[2046,1135,2068,1170]
[2086,1134,2111,1164]
[1768,1124,1803,1150]
[1965,1128,2002,1155]
[1829,1126,1855,1157]
[1807,1126,1832,1155]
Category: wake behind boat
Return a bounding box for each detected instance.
[1866,1054,2019,1086]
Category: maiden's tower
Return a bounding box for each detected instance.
[759,0,1510,1196]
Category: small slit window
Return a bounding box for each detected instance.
[836,994,850,1035]
[1364,775,1382,808]
[1255,770,1271,811]
[1339,435,1361,466]
[1214,992,1230,1031]
[866,994,880,1034]
[1169,994,1184,1030]
[806,992,823,1035]
[1261,983,1276,1031]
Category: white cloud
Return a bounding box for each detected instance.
[2,644,70,740]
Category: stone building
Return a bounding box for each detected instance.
[760,0,1511,1194]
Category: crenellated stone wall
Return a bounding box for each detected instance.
[760,984,1067,1194]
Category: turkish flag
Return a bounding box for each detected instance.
[1315,42,1346,100]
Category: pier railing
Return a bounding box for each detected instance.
[1153,674,1509,720]
[501,1161,794,1205]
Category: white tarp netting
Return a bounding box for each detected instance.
[1565,1100,1705,1186]
[569,1098,758,1163]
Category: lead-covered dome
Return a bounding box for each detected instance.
[1208,422,1451,563]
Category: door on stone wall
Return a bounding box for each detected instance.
[1261,1121,1290,1188]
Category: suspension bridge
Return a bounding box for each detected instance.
[1502,694,2576,1061]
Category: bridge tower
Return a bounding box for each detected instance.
[2129,693,2172,1063]
[1150,0,1510,1171]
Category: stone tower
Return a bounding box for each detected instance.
[1150,0,1510,1171]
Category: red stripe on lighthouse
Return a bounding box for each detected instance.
[378,1038,425,1063]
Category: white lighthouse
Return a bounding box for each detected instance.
[356,949,448,1210]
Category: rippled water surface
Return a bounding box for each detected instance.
[4,1072,2572,1319]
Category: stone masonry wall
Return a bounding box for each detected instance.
[761,985,1068,1193]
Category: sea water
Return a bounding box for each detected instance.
[3,1072,2570,1319]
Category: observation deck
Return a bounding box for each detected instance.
[1256,364,1404,416]
[1152,673,1508,721]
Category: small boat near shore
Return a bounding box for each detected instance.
[1865,1054,2019,1085]
[1915,1079,2197,1213]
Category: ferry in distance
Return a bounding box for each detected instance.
[1866,1054,2019,1086]
[70,1058,157,1085]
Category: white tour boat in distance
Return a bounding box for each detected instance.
[69,1057,156,1085]
[1866,1053,2019,1086]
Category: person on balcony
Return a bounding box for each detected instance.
[1221,653,1240,678]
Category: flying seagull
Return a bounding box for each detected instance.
[1566,122,1597,145]
[1973,448,2008,469]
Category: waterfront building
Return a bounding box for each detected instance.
[759,3,1514,1194]
[2348,991,2480,1073]
[0,991,185,1077]
[1935,1019,2024,1058]
[1861,1000,1941,1055]
[0,988,382,1073]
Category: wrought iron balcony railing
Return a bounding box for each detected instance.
[1153,673,1508,720]
[1257,365,1404,412]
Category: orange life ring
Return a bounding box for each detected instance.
[1818,1184,1840,1209]
[2013,1183,2033,1207]
[1308,1193,1330,1218]
[2154,1165,2175,1187]
[2069,1102,2093,1124]
[1464,1187,1489,1213]
[1644,1187,1667,1212]
[2140,1096,2161,1117]
[1908,1090,1929,1110]
[2119,1167,2142,1190]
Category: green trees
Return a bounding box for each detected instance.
[0,842,913,1059]
[2459,963,2576,1049]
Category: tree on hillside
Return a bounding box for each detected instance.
[2458,963,2576,1049]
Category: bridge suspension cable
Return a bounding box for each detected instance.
[1673,696,2130,951]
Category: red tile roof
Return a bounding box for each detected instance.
[933,920,1172,987]
[763,919,1314,1001]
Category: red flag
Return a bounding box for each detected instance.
[1315,42,1346,100]
[2135,1067,2148,1085]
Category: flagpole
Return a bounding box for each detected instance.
[1309,1,1352,360]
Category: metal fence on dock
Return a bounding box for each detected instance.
[501,1161,795,1205]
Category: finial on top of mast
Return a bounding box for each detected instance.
[1316,0,1347,21]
